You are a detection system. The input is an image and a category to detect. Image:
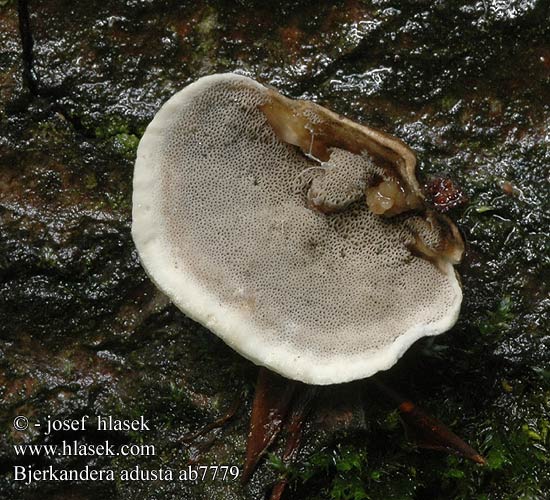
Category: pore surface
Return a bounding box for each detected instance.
[132,74,461,384]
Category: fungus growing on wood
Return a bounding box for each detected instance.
[132,73,464,385]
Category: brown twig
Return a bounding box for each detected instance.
[371,378,486,465]
[181,392,242,443]
[269,385,317,500]
[242,368,297,483]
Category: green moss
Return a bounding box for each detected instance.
[104,190,131,211]
[94,116,131,139]
[84,172,98,189]
[268,446,406,500]
[197,6,218,37]
[113,132,140,157]
[93,116,140,159]
[474,205,496,214]
[483,435,509,471]
[381,409,400,431]
[441,96,459,112]
[478,296,514,336]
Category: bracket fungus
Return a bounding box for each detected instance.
[132,73,464,385]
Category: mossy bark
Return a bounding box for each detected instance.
[1,1,549,499]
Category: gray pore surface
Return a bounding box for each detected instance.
[132,75,461,384]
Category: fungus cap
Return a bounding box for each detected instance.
[132,73,464,385]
